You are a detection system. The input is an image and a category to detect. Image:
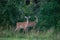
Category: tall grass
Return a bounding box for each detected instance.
[0,27,60,40]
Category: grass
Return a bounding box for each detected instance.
[0,27,60,40]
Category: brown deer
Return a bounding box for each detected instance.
[15,16,30,32]
[15,16,38,32]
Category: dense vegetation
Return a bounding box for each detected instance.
[0,0,60,40]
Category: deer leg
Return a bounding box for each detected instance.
[33,25,36,32]
[15,27,17,31]
[15,28,18,32]
[24,28,26,33]
[15,27,20,32]
[24,27,28,37]
[24,27,28,34]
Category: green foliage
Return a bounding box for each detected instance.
[0,0,60,31]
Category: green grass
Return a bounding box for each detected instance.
[0,27,60,40]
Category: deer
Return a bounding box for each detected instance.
[27,16,38,29]
[15,16,38,32]
[15,16,30,32]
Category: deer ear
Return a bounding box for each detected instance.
[29,16,31,18]
[34,16,36,18]
[25,16,27,18]
[34,16,37,18]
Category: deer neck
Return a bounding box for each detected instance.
[26,19,29,24]
[35,17,38,23]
